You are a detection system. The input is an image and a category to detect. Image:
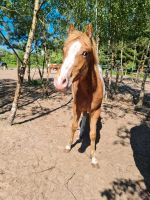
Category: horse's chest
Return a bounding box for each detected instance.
[74,86,92,111]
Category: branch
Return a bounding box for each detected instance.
[39,0,47,10]
[37,0,47,15]
[39,18,47,27]
[65,172,77,200]
[0,6,22,16]
[34,165,55,173]
[0,31,23,64]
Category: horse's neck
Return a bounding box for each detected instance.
[78,64,97,91]
[86,63,97,84]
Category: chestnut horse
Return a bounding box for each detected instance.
[47,63,61,80]
[54,24,104,167]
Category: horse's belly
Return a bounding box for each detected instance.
[75,96,102,113]
[73,95,90,112]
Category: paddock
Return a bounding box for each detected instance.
[0,69,150,199]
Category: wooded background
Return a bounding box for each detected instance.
[0,0,150,71]
[0,0,150,124]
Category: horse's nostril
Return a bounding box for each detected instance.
[62,79,67,84]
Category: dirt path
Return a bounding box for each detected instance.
[0,69,150,200]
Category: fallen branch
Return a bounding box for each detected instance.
[34,165,55,174]
[65,172,77,200]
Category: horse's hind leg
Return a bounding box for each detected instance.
[65,107,81,152]
[90,109,100,168]
[78,112,88,140]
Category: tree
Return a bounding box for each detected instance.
[8,0,41,125]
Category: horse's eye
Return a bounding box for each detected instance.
[82,51,88,57]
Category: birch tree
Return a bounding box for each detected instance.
[8,0,41,125]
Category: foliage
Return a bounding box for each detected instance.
[0,48,62,68]
[126,61,136,71]
[0,0,150,70]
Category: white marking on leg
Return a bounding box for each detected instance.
[91,157,98,165]
[58,41,81,84]
[65,145,71,150]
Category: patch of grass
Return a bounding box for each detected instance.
[7,64,17,69]
[30,79,49,87]
[30,79,43,86]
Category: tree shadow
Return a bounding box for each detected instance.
[103,102,131,120]
[0,79,16,113]
[113,125,130,146]
[0,79,44,114]
[71,114,102,153]
[130,121,150,192]
[100,178,150,200]
[0,78,72,124]
[107,78,150,107]
[117,81,150,105]
[14,97,72,125]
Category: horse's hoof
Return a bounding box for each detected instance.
[64,149,71,153]
[91,162,100,169]
[64,145,71,153]
[78,147,84,153]
[91,157,99,169]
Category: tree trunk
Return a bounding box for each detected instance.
[8,0,40,125]
[104,40,111,99]
[16,57,20,69]
[115,65,119,93]
[136,69,148,107]
[41,54,45,81]
[108,50,114,93]
[96,36,100,55]
[27,57,31,83]
[135,43,150,82]
[95,0,100,55]
[120,46,124,82]
[132,43,137,72]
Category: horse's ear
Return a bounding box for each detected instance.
[86,24,93,38]
[68,24,75,34]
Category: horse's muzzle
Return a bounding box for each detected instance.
[54,77,69,91]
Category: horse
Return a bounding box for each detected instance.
[0,61,8,70]
[54,24,104,167]
[48,63,61,71]
[47,63,61,80]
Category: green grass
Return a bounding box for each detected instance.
[7,63,17,69]
[30,79,43,86]
[102,69,150,79]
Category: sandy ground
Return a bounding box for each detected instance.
[0,69,150,200]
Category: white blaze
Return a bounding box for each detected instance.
[57,41,81,84]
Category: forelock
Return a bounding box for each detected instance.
[64,31,92,49]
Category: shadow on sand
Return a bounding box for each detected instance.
[14,97,72,125]
[130,121,150,192]
[100,115,150,199]
[71,114,102,153]
[0,78,73,124]
[0,79,44,114]
[100,178,150,200]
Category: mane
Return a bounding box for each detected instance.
[64,30,99,65]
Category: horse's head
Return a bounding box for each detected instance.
[54,24,98,91]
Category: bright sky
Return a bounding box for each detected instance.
[0,8,63,52]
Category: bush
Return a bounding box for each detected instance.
[125,61,136,73]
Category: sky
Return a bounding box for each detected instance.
[0,16,14,52]
[0,16,13,36]
[0,8,63,52]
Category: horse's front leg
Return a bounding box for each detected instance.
[90,109,101,168]
[65,105,81,152]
